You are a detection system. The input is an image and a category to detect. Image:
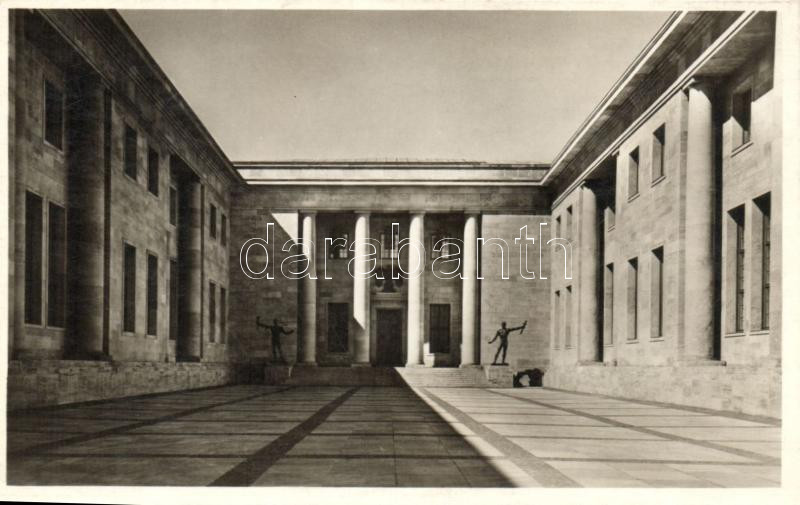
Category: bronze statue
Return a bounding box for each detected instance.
[489,320,527,365]
[256,317,294,364]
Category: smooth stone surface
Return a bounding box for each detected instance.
[7,384,781,487]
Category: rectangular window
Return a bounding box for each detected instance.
[209,281,216,342]
[123,243,136,333]
[606,199,616,230]
[430,234,455,260]
[221,214,227,246]
[124,125,138,180]
[627,257,638,340]
[731,206,745,332]
[565,285,572,347]
[758,196,771,330]
[380,227,400,259]
[732,86,752,148]
[628,147,639,198]
[147,148,159,196]
[146,254,158,336]
[210,204,217,239]
[220,287,227,343]
[652,124,665,181]
[603,263,614,345]
[169,186,177,226]
[327,303,349,352]
[44,80,64,150]
[566,206,573,241]
[169,258,178,340]
[429,304,451,353]
[24,192,43,325]
[555,215,561,239]
[328,230,350,259]
[651,247,664,338]
[47,202,66,328]
[553,290,561,348]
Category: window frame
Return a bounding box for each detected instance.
[652,124,666,183]
[627,257,639,341]
[43,79,65,151]
[732,207,746,333]
[169,258,178,341]
[24,191,44,326]
[628,147,640,199]
[209,280,217,343]
[146,252,158,336]
[220,286,227,344]
[124,124,138,181]
[651,247,664,339]
[47,201,67,328]
[221,213,228,247]
[732,79,753,150]
[603,263,614,346]
[169,186,178,226]
[565,285,573,348]
[147,147,160,196]
[123,242,137,334]
[210,204,217,240]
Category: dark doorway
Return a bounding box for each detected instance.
[376,309,404,366]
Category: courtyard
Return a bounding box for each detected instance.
[7,385,781,487]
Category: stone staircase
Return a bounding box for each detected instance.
[263,365,514,388]
[283,366,406,387]
[394,366,492,388]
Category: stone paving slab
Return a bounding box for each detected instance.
[6,384,781,487]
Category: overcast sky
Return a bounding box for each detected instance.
[120,10,670,163]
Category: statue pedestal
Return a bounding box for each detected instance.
[484,365,514,388]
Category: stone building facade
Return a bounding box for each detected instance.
[8,10,241,408]
[6,9,783,418]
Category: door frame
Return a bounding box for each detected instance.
[370,301,406,365]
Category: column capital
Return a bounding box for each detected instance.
[300,210,317,216]
[463,210,481,217]
[353,211,371,217]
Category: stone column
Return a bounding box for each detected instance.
[578,184,600,363]
[460,213,479,366]
[406,212,425,366]
[683,80,716,362]
[299,212,317,365]
[67,76,107,359]
[352,212,371,365]
[178,179,203,361]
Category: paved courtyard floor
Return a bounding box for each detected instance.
[7,385,781,487]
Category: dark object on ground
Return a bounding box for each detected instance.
[513,368,543,387]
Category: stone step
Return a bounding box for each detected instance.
[262,365,513,388]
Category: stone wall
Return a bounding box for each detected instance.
[545,363,781,419]
[228,202,300,363]
[717,42,781,366]
[7,360,240,410]
[10,11,238,364]
[480,214,551,369]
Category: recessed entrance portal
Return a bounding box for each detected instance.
[376,309,404,366]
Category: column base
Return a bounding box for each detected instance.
[295,361,318,367]
[459,363,481,369]
[351,362,372,367]
[404,363,426,368]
